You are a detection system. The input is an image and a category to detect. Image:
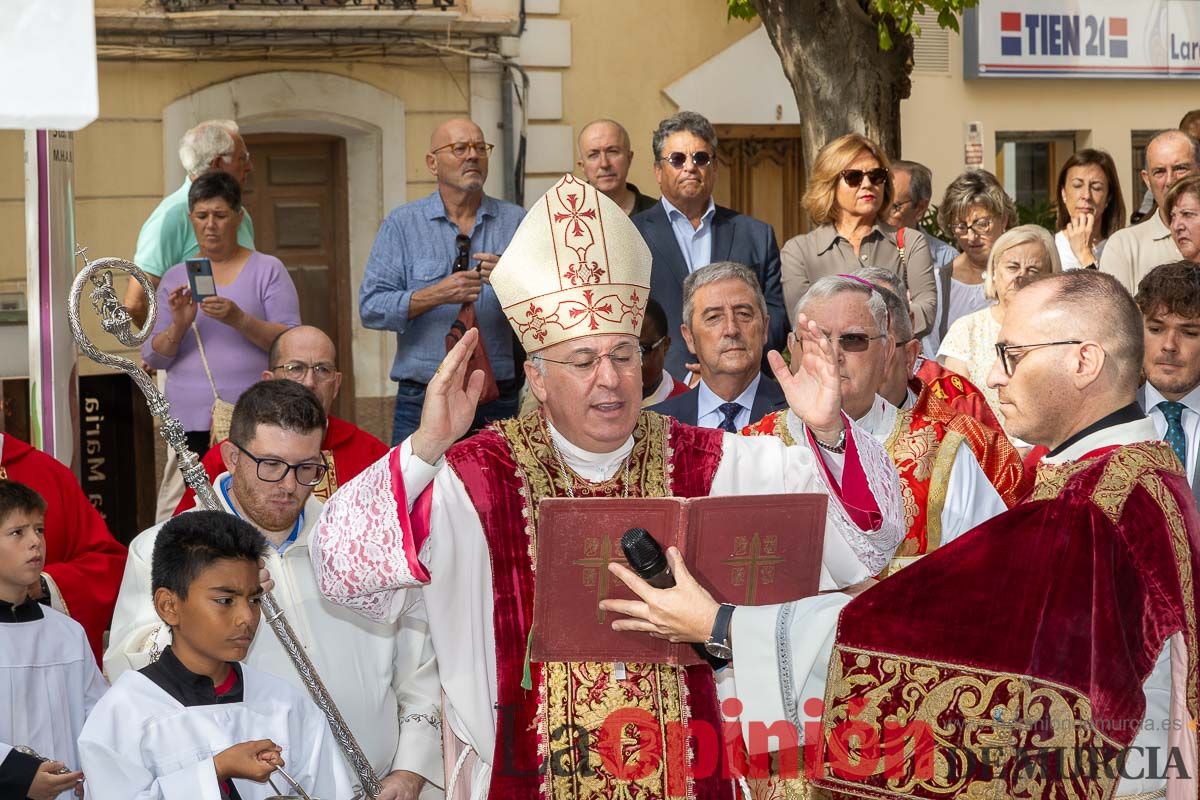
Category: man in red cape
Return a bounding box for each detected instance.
[2,433,126,661]
[607,271,1200,799]
[175,325,387,514]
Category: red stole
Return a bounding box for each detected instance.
[816,441,1200,799]
[444,411,733,799]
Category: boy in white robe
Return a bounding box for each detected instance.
[0,480,104,800]
[78,510,351,800]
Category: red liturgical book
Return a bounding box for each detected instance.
[531,494,827,665]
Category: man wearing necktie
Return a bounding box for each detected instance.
[650,262,788,428]
[1135,261,1200,506]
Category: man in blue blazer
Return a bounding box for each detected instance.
[650,262,787,430]
[633,111,788,379]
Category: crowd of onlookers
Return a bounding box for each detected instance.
[5,104,1200,799]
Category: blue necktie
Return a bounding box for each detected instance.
[1157,400,1189,468]
[717,402,743,433]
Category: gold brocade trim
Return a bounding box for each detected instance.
[1030,457,1095,503]
[499,410,690,799]
[1091,442,1181,524]
[819,644,1123,799]
[924,429,964,552]
[311,449,339,502]
[1135,471,1199,730]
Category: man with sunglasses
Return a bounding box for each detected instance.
[107,380,445,800]
[361,117,527,446]
[744,274,1009,564]
[172,325,389,514]
[605,272,1200,800]
[634,111,787,380]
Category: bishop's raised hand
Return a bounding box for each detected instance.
[410,327,485,464]
[770,314,845,444]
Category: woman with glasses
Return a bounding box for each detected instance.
[780,133,937,339]
[937,225,1062,434]
[923,170,1017,359]
[143,171,301,457]
[1053,149,1126,270]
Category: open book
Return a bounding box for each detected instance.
[531,494,827,665]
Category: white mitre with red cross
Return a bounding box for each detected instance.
[491,173,651,353]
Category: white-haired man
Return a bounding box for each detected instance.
[124,119,256,327]
[312,174,904,799]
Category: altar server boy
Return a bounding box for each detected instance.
[0,481,104,800]
[78,510,351,800]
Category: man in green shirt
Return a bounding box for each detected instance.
[123,119,256,327]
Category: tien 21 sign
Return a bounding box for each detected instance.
[964,0,1200,79]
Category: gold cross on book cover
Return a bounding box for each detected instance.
[531,495,827,665]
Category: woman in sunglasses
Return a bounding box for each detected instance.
[780,133,937,340]
[937,224,1062,436]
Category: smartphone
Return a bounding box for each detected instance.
[186,258,217,301]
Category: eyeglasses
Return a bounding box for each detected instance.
[233,442,328,486]
[431,141,495,159]
[889,198,913,213]
[638,336,666,357]
[272,362,338,384]
[537,343,642,375]
[453,234,471,273]
[840,168,889,188]
[994,340,1084,377]
[950,217,998,237]
[789,330,887,353]
[659,151,713,169]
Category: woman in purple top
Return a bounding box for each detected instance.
[143,171,301,455]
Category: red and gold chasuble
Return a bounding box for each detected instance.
[816,441,1200,800]
[913,359,1003,433]
[445,410,735,800]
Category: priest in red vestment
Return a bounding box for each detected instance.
[914,355,1004,432]
[1,434,126,661]
[311,174,905,800]
[607,271,1200,800]
[174,325,387,514]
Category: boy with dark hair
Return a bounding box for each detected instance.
[0,480,105,800]
[79,510,350,800]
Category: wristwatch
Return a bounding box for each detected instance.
[704,603,735,660]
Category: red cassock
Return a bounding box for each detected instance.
[913,357,1004,433]
[174,415,389,514]
[1,434,127,662]
[815,440,1200,799]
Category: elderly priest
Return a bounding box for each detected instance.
[311,174,904,800]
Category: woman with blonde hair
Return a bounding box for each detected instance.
[780,133,937,335]
[937,224,1061,432]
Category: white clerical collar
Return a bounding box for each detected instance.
[696,373,762,422]
[1144,381,1200,418]
[1041,416,1160,464]
[642,368,678,408]
[546,419,634,481]
[854,394,897,441]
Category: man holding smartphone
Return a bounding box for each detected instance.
[360,117,527,445]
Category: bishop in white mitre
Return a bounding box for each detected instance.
[311,174,905,800]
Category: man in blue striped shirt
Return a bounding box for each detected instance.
[360,118,527,445]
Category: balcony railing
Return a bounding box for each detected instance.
[159,0,454,9]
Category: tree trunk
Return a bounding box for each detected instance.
[751,0,914,179]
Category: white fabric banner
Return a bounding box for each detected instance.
[0,0,98,129]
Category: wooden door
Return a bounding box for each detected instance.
[713,125,807,247]
[241,134,355,422]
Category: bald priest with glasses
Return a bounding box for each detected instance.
[107,380,447,800]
